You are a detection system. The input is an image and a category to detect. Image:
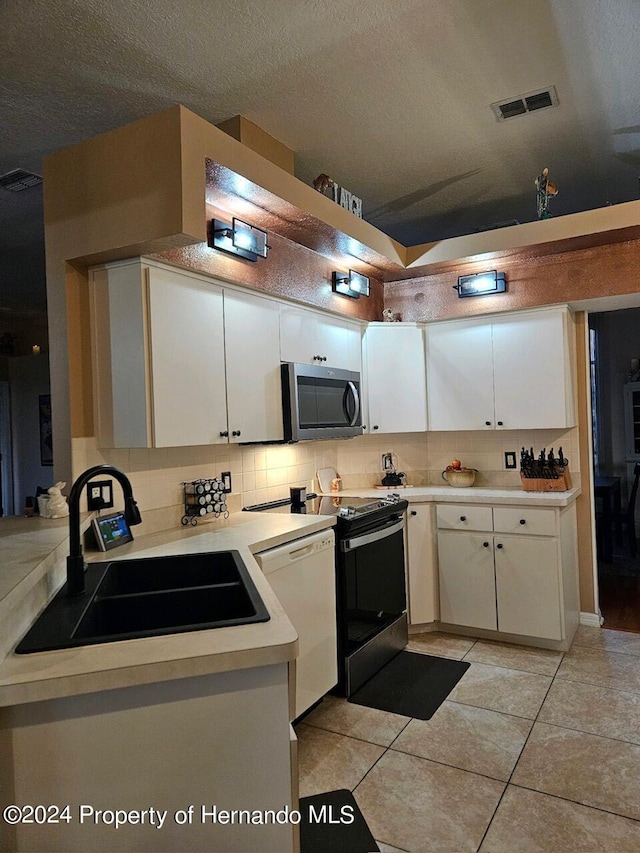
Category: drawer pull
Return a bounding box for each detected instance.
[496,543,504,550]
[485,421,491,426]
[519,519,526,525]
[410,510,417,516]
[483,541,489,548]
[497,421,504,426]
[460,515,467,521]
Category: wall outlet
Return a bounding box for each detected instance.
[382,452,394,471]
[87,480,114,510]
[504,451,517,470]
[221,471,232,493]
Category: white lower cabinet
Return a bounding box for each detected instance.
[438,530,497,631]
[405,504,438,624]
[437,502,578,644]
[494,535,562,640]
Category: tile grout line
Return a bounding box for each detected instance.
[474,648,563,851]
[506,779,640,825]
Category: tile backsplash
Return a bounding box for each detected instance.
[73,426,579,533]
[336,429,580,489]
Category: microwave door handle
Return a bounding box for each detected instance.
[345,381,360,427]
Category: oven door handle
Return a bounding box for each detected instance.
[340,518,404,552]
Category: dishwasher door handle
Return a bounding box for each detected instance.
[340,518,404,552]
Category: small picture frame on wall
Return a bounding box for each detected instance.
[39,394,53,466]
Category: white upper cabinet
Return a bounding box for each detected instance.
[426,307,575,431]
[147,266,228,448]
[492,310,574,430]
[425,319,494,431]
[91,261,283,447]
[223,289,283,444]
[363,323,427,434]
[280,304,362,372]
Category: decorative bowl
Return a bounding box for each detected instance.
[442,469,477,487]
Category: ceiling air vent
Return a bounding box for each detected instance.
[491,86,559,121]
[0,169,43,192]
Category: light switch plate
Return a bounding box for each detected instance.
[221,471,232,493]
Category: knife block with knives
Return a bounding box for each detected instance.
[520,447,572,492]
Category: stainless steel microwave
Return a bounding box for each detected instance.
[281,362,363,441]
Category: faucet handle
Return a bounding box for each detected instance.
[125,496,142,526]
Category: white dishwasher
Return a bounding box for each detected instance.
[255,529,337,720]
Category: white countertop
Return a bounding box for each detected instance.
[0,511,335,708]
[323,485,581,507]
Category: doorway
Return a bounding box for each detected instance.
[0,380,14,516]
[589,308,640,632]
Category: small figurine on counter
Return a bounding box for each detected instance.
[535,167,558,219]
[47,482,69,518]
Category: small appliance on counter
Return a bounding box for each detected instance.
[376,452,407,488]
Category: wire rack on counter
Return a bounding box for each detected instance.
[181,478,229,525]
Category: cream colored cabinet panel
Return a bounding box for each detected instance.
[436,503,493,532]
[426,320,495,430]
[493,506,557,537]
[438,530,497,630]
[147,267,228,447]
[223,290,284,444]
[406,504,438,624]
[280,304,361,371]
[495,535,563,640]
[364,324,427,434]
[91,264,150,448]
[492,311,574,429]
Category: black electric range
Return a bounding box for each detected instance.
[244,492,409,696]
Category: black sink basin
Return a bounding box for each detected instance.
[96,552,244,596]
[16,550,270,654]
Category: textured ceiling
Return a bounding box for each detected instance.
[1,0,639,311]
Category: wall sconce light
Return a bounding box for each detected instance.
[32,344,41,356]
[454,270,506,298]
[209,217,270,262]
[332,270,370,299]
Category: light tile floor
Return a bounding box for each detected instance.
[297,627,640,852]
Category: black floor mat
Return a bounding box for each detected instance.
[299,789,379,853]
[348,650,470,720]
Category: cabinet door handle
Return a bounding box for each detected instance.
[483,541,490,547]
[497,420,504,426]
[410,510,417,516]
[219,430,229,438]
[519,519,526,525]
[322,356,327,362]
[460,515,467,521]
[496,543,504,549]
[232,430,242,437]
[485,421,491,426]
[373,425,379,430]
